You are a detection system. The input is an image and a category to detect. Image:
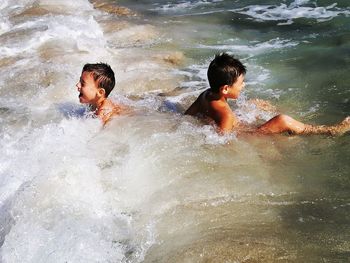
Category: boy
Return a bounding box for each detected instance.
[76,63,124,124]
[185,53,350,135]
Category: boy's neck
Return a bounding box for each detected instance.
[208,89,228,102]
[97,97,108,109]
[90,97,108,112]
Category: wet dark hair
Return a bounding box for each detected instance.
[207,53,246,93]
[82,63,115,97]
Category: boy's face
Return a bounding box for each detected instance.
[76,71,101,105]
[225,74,245,99]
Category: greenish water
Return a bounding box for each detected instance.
[119,0,350,119]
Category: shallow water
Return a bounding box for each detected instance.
[0,0,349,262]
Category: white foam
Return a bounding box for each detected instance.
[0,15,105,57]
[0,0,13,35]
[197,38,299,55]
[0,13,11,35]
[0,0,8,9]
[0,118,141,261]
[153,0,223,13]
[234,95,275,124]
[172,61,210,91]
[232,1,350,25]
[2,111,240,261]
[36,0,92,9]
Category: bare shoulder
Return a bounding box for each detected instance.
[113,102,131,113]
[209,99,232,117]
[97,99,130,124]
[209,101,237,132]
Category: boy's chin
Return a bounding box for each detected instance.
[79,98,88,104]
[226,95,237,99]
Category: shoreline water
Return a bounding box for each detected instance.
[1,0,350,262]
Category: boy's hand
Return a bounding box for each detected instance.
[249,99,277,113]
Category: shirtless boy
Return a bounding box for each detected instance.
[185,53,350,135]
[76,63,124,124]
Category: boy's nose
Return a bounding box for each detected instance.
[76,82,81,91]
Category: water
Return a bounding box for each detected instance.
[0,0,349,262]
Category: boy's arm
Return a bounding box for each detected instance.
[248,98,277,113]
[216,107,237,133]
[218,115,234,133]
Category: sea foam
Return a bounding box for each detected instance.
[232,1,350,25]
[197,38,298,55]
[152,0,223,13]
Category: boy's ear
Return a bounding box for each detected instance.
[220,85,229,95]
[97,88,106,97]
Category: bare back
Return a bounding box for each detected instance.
[185,90,238,132]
